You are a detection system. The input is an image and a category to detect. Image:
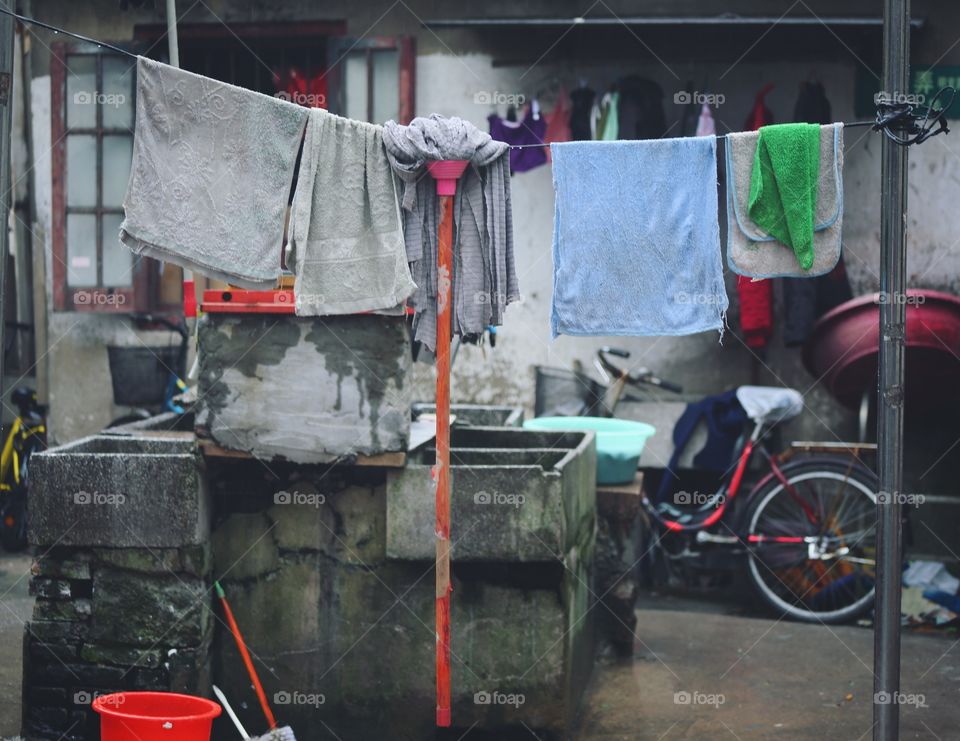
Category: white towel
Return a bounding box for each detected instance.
[289,108,415,315]
[120,57,308,288]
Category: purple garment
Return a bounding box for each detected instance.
[488,111,547,173]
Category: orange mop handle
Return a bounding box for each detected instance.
[215,581,277,730]
[435,192,454,728]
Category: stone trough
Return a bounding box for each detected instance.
[24,413,599,740]
[24,433,212,741]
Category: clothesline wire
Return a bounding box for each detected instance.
[0,6,138,59]
[508,121,877,148]
[4,7,950,150]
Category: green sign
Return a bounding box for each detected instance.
[854,66,960,119]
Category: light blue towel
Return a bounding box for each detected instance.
[550,137,728,338]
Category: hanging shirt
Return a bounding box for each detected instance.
[598,92,619,140]
[695,102,716,137]
[543,88,572,161]
[569,87,596,140]
[488,109,547,173]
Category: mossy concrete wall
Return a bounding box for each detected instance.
[209,450,596,740]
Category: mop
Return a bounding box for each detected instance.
[215,582,296,741]
[213,685,295,741]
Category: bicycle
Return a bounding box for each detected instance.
[0,387,47,551]
[534,348,878,624]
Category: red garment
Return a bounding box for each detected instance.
[744,83,775,131]
[737,83,776,349]
[737,276,773,349]
[273,67,328,109]
[544,88,572,162]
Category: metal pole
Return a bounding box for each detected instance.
[874,0,910,738]
[0,3,16,425]
[165,0,179,67]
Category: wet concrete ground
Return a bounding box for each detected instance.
[1,547,956,740]
[575,605,959,740]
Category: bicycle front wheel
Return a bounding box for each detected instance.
[744,459,877,624]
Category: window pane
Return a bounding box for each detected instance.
[66,214,97,288]
[371,50,399,124]
[102,213,132,287]
[67,134,97,207]
[102,56,134,129]
[344,52,367,121]
[103,135,132,207]
[66,55,97,128]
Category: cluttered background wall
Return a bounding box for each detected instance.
[11,0,960,445]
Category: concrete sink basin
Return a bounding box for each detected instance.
[387,426,596,562]
[30,434,208,548]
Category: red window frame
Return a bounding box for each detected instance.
[50,41,151,313]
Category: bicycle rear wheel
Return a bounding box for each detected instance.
[744,458,877,624]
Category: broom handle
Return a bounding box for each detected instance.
[435,193,454,728]
[216,582,278,730]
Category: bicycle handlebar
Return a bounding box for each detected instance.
[597,346,683,394]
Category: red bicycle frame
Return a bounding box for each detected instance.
[647,421,820,542]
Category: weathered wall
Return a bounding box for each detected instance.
[23,0,960,444]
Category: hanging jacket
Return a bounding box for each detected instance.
[655,389,748,504]
[617,76,667,139]
[570,86,596,140]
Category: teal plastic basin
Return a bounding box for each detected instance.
[523,417,656,485]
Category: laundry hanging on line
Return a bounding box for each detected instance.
[488,108,547,173]
[783,79,854,347]
[726,123,844,279]
[749,122,822,270]
[117,58,517,346]
[288,108,416,316]
[119,56,309,289]
[549,136,728,339]
[383,114,518,352]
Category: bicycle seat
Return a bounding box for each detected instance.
[736,386,803,424]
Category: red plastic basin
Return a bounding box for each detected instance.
[93,691,221,741]
[803,290,960,409]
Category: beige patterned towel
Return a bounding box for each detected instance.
[120,57,308,288]
[288,108,415,315]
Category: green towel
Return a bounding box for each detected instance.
[748,123,821,270]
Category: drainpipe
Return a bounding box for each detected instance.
[874,0,909,738]
[0,1,15,426]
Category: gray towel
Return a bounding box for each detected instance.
[120,57,308,288]
[382,115,518,351]
[726,123,844,278]
[289,109,415,315]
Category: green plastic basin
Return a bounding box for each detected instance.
[523,416,656,485]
